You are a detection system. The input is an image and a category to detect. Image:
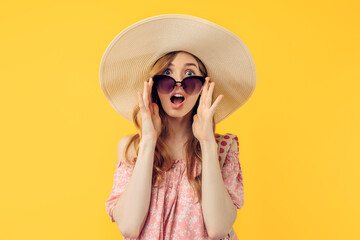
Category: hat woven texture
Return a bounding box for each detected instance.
[99,14,256,124]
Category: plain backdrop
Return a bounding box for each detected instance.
[0,0,359,239]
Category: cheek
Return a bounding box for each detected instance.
[157,92,169,105]
[185,95,200,107]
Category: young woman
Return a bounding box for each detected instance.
[100,15,256,240]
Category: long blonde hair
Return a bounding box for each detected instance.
[123,51,216,204]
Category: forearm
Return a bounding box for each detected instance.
[113,137,156,237]
[200,138,237,239]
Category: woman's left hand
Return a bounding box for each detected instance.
[192,77,223,142]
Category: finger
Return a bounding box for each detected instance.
[153,103,159,116]
[143,81,149,109]
[203,77,210,100]
[138,91,144,110]
[206,81,215,107]
[147,79,153,114]
[210,94,223,114]
[149,102,153,115]
[151,102,156,116]
[148,78,153,106]
[150,78,155,108]
[204,77,211,107]
[199,77,210,107]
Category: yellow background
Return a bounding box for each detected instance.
[1,0,359,239]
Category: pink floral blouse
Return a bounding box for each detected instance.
[105,133,244,239]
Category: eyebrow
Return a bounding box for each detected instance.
[168,63,198,68]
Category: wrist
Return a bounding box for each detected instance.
[140,135,157,146]
[199,136,217,147]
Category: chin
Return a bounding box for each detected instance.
[165,110,191,119]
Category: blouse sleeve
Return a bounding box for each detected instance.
[105,161,134,222]
[221,137,244,209]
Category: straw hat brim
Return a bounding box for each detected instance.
[99,14,256,124]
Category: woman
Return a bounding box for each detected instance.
[101,15,256,240]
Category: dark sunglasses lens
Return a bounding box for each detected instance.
[182,77,204,95]
[155,76,175,94]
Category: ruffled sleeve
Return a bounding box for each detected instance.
[220,135,244,209]
[105,161,134,222]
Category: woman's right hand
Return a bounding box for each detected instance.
[137,78,162,140]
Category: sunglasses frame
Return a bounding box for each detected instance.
[152,74,206,95]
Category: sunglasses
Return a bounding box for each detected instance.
[152,75,206,95]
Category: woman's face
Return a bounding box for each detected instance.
[156,52,204,119]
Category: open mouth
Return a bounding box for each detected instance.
[170,95,185,105]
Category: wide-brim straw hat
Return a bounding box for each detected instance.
[99,14,256,124]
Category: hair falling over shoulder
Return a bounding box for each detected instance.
[123,51,216,204]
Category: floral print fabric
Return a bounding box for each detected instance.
[105,133,244,239]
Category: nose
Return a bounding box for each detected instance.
[174,76,183,88]
[173,81,185,94]
[172,76,186,93]
[174,84,183,92]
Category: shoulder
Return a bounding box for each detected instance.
[117,134,135,149]
[215,133,239,153]
[215,133,240,168]
[117,134,137,164]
